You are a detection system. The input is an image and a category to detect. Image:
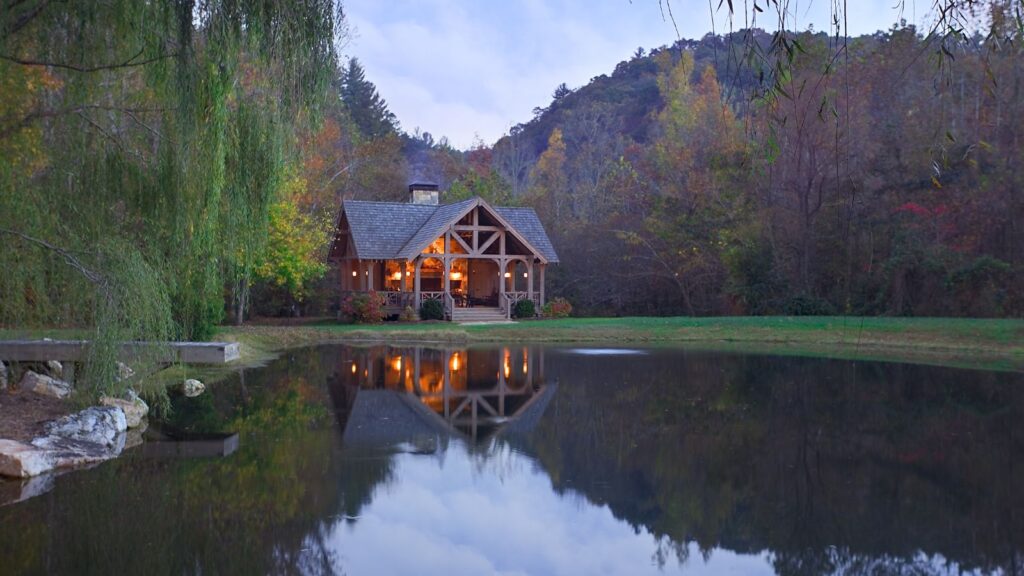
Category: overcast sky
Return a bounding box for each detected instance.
[344,0,930,149]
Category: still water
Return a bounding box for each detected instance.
[1,344,1022,575]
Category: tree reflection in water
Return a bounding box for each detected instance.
[0,345,1021,576]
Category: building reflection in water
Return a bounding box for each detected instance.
[330,345,553,447]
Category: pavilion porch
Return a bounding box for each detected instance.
[337,256,546,321]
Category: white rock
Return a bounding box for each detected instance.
[45,360,63,378]
[116,361,135,381]
[0,361,8,390]
[20,370,72,399]
[0,440,53,478]
[182,378,206,398]
[100,395,149,428]
[35,406,127,450]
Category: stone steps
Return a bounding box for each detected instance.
[451,307,507,323]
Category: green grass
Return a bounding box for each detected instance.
[6,316,1023,373]
[217,316,1024,372]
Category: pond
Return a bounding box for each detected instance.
[1,344,1022,575]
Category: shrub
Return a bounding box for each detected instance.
[399,305,418,322]
[541,297,573,319]
[419,298,445,321]
[513,298,536,319]
[782,293,836,316]
[341,292,385,324]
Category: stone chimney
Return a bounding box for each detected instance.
[409,182,439,205]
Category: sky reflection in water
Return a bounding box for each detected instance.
[328,442,776,576]
[0,344,1020,575]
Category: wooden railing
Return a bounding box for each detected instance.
[343,290,416,310]
[419,291,444,304]
[503,292,538,319]
[444,293,456,321]
[379,291,411,308]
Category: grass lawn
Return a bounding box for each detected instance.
[216,316,1024,373]
[5,316,1022,373]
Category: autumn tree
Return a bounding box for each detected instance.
[0,1,344,397]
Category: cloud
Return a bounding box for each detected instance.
[344,1,918,149]
[325,445,778,575]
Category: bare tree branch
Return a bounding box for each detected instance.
[2,0,49,38]
[0,47,177,73]
[0,104,170,141]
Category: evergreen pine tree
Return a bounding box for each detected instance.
[340,58,398,138]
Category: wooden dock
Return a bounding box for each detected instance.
[0,340,241,364]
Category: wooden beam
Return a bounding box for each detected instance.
[0,340,241,364]
[450,231,473,254]
[476,231,499,254]
[453,225,501,232]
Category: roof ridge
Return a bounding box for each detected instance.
[397,197,480,257]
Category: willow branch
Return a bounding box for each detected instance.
[0,227,106,288]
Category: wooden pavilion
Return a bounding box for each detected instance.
[327,184,559,321]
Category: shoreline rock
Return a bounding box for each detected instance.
[45,360,63,378]
[0,406,128,479]
[100,395,149,429]
[20,370,72,399]
[182,378,206,397]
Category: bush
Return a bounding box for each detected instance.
[340,292,385,324]
[419,298,445,321]
[399,305,418,322]
[782,293,836,316]
[513,299,536,319]
[541,297,573,319]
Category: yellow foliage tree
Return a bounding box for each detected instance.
[255,169,329,303]
[527,128,568,219]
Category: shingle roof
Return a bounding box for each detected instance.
[396,197,478,259]
[494,207,560,263]
[342,200,435,260]
[339,197,559,263]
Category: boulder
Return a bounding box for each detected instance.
[0,406,130,478]
[116,361,135,381]
[100,395,149,428]
[20,370,72,399]
[35,406,127,450]
[0,440,53,478]
[46,360,63,378]
[0,361,8,390]
[182,378,206,398]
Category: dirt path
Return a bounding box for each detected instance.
[0,389,73,443]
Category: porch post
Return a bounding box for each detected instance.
[443,233,451,296]
[527,260,534,303]
[367,260,374,291]
[443,257,451,295]
[358,260,366,291]
[414,258,422,306]
[539,263,546,307]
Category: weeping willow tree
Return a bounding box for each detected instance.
[0,1,344,399]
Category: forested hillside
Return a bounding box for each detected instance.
[492,13,1023,317]
[314,6,1024,319]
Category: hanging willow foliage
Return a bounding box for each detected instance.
[0,1,344,399]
